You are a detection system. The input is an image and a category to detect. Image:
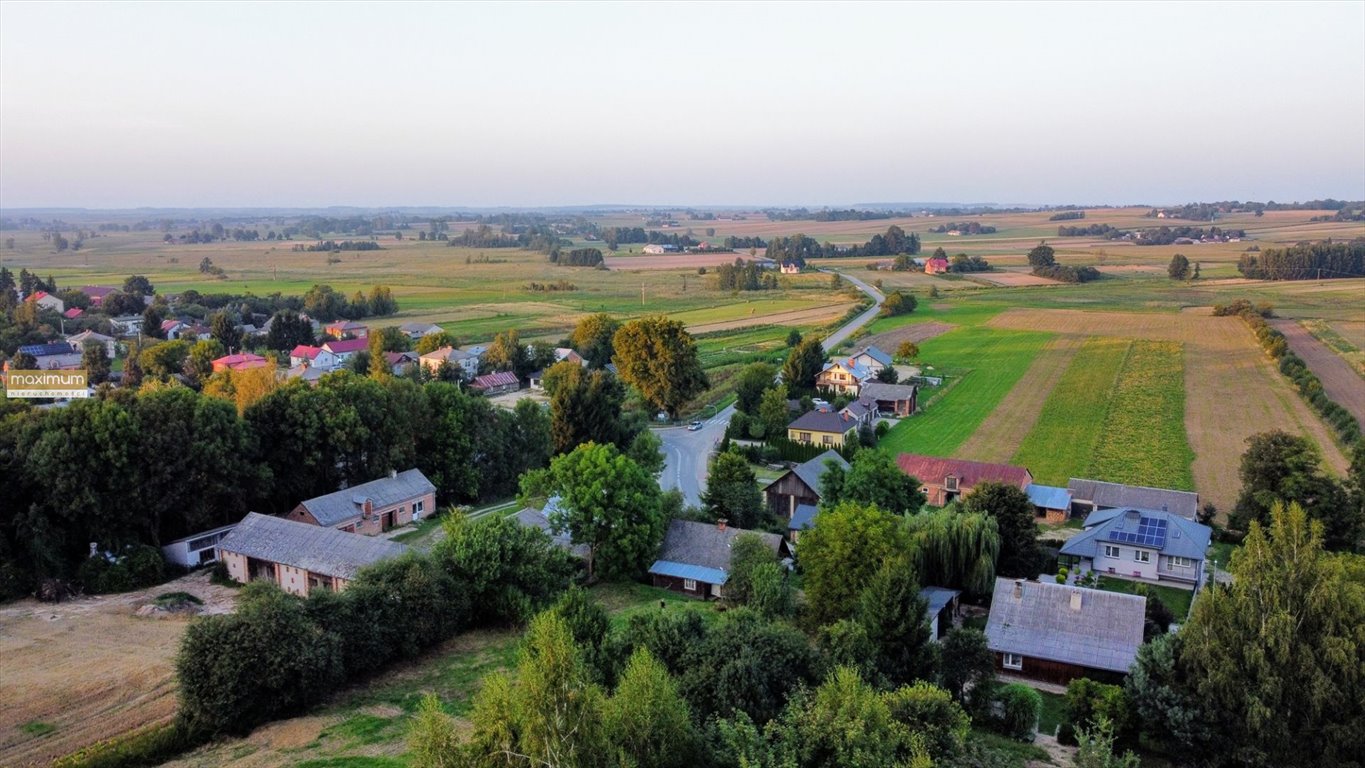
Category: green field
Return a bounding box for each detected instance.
[1086,340,1195,490]
[1012,337,1133,485]
[878,327,1053,456]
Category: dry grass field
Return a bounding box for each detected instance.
[0,572,237,767]
[987,308,1350,512]
[602,251,769,270]
[955,336,1085,464]
[1273,319,1365,428]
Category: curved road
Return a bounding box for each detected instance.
[658,271,885,505]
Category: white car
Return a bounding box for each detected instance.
[687,420,704,431]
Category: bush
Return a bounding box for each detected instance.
[1063,678,1137,749]
[51,722,200,768]
[995,683,1042,741]
[78,545,167,594]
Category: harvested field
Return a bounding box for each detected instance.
[987,308,1350,512]
[971,270,1061,287]
[1273,320,1365,428]
[956,336,1086,464]
[0,572,238,767]
[1332,320,1365,350]
[603,252,767,270]
[685,304,848,335]
[859,322,956,353]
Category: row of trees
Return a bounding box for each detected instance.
[927,222,996,235]
[713,258,779,291]
[550,247,604,267]
[1236,242,1365,280]
[765,225,922,266]
[1028,243,1101,283]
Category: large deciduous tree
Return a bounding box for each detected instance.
[781,336,826,396]
[734,361,777,414]
[548,362,627,454]
[545,442,664,580]
[612,316,708,418]
[799,501,912,625]
[1231,430,1358,550]
[701,448,765,529]
[570,313,621,369]
[960,481,1041,579]
[1027,241,1056,267]
[820,449,926,515]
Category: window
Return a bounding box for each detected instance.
[1104,545,1120,559]
[1003,653,1023,670]
[945,476,958,491]
[1133,550,1151,564]
[683,578,697,591]
[822,434,833,445]
[799,432,812,443]
[1165,556,1193,569]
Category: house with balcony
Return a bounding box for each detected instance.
[1059,507,1211,587]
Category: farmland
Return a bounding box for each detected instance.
[1084,340,1194,491]
[953,336,1086,465]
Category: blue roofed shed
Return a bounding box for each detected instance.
[1027,483,1073,523]
[649,519,789,599]
[920,586,962,639]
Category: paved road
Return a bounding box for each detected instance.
[658,270,885,506]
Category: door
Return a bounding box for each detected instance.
[382,510,395,532]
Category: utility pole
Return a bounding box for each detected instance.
[641,282,645,307]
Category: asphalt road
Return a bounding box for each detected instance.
[657,270,885,506]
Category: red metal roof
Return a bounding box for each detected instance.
[470,370,519,390]
[895,453,1031,490]
[322,338,368,354]
[291,344,323,359]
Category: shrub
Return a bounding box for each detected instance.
[1063,678,1137,748]
[995,683,1042,741]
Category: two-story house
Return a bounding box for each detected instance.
[895,454,1033,507]
[787,408,858,448]
[1059,507,1211,587]
[285,468,436,536]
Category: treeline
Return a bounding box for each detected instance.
[765,225,921,266]
[447,223,568,254]
[1057,223,1125,237]
[291,240,382,252]
[550,247,604,267]
[596,227,700,249]
[765,208,898,221]
[0,375,552,599]
[927,221,996,235]
[1135,225,1245,245]
[1027,243,1100,283]
[722,235,768,249]
[713,259,779,291]
[1148,200,1364,219]
[1236,242,1365,280]
[1048,210,1086,221]
[299,284,398,321]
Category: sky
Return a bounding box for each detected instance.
[2,1,1363,209]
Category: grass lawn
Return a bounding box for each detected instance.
[963,615,988,631]
[1037,690,1067,738]
[1097,576,1195,618]
[878,326,1052,456]
[1085,340,1195,490]
[967,729,1052,766]
[1012,337,1132,485]
[1207,540,1238,570]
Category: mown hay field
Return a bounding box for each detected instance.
[954,336,1086,465]
[1084,340,1195,491]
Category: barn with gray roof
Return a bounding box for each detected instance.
[649,519,789,599]
[217,513,408,596]
[763,450,849,522]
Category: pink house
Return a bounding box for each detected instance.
[924,257,951,275]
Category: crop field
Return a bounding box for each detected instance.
[954,336,1086,464]
[1273,320,1365,428]
[1085,341,1195,491]
[1011,338,1133,485]
[602,251,771,270]
[1303,319,1365,377]
[877,327,1053,457]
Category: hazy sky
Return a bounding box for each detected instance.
[2,1,1362,209]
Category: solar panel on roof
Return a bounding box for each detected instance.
[1108,516,1167,548]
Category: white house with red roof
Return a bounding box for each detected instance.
[290,344,340,371]
[321,337,368,365]
[27,290,64,313]
[211,352,272,373]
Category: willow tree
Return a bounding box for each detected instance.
[906,509,1000,594]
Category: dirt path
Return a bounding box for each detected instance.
[0,572,238,767]
[988,308,1349,513]
[1272,319,1365,429]
[956,336,1086,464]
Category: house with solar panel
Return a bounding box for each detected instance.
[1059,507,1211,587]
[648,519,790,599]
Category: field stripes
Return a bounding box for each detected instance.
[955,336,1087,464]
[1086,340,1195,491]
[878,327,1053,457]
[1011,337,1133,485]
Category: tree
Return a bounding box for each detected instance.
[264,310,314,351]
[961,482,1041,578]
[905,509,1000,594]
[1230,430,1358,549]
[724,532,779,606]
[367,332,389,378]
[81,343,111,385]
[415,330,457,355]
[408,694,460,768]
[879,290,918,317]
[9,351,37,371]
[122,275,154,296]
[1167,253,1191,280]
[1027,242,1056,267]
[549,363,628,455]
[545,442,664,580]
[938,627,996,717]
[735,362,777,414]
[603,648,699,768]
[1073,716,1141,768]
[1125,633,1212,755]
[139,339,192,382]
[756,383,791,440]
[483,328,528,377]
[209,311,241,353]
[821,450,926,516]
[874,365,899,383]
[701,448,765,529]
[626,428,665,476]
[855,556,936,686]
[781,336,826,396]
[677,609,822,724]
[612,316,708,418]
[800,501,913,625]
[141,304,166,340]
[786,328,803,347]
[896,341,920,361]
[570,313,620,369]
[204,364,283,415]
[1179,502,1364,767]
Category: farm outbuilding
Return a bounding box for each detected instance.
[161,523,238,568]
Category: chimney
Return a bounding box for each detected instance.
[1013,579,1023,600]
[717,519,728,532]
[1070,590,1083,611]
[389,468,398,479]
[363,498,374,517]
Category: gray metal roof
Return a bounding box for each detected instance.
[856,381,919,402]
[1067,478,1198,521]
[856,345,893,367]
[514,506,589,558]
[919,586,960,617]
[218,512,408,580]
[789,504,819,531]
[1061,507,1211,561]
[655,519,785,575]
[985,578,1145,674]
[791,450,850,495]
[788,408,858,435]
[298,469,436,527]
[1027,483,1073,511]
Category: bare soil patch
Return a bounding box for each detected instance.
[987,308,1349,512]
[1272,319,1364,428]
[956,336,1086,464]
[0,571,239,767]
[686,304,848,334]
[972,270,1062,287]
[603,252,767,270]
[860,321,955,352]
[1097,264,1165,274]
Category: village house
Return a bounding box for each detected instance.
[321,337,368,365]
[66,329,117,358]
[470,370,520,396]
[109,315,144,336]
[78,285,119,306]
[28,290,64,313]
[290,344,340,371]
[286,364,327,384]
[383,351,419,374]
[399,322,444,340]
[847,345,893,372]
[985,577,1146,685]
[12,342,83,370]
[553,347,586,366]
[1067,477,1199,521]
[815,359,874,395]
[161,523,238,568]
[1060,507,1211,587]
[764,449,849,521]
[1026,483,1074,523]
[924,257,950,274]
[211,352,271,373]
[285,468,436,536]
[856,381,919,417]
[420,346,479,378]
[787,408,859,448]
[648,519,790,599]
[217,512,408,596]
[323,320,368,339]
[780,262,800,274]
[895,454,1033,507]
[514,500,589,559]
[839,398,876,428]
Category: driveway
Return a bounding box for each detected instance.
[658,269,883,505]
